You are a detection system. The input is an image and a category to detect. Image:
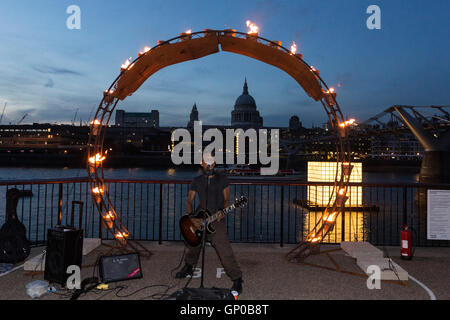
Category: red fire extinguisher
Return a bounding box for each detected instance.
[401,225,413,260]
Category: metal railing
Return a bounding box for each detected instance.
[1,178,449,248]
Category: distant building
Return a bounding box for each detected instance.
[289,116,302,131]
[0,123,89,155]
[187,103,199,128]
[231,79,263,128]
[322,121,331,131]
[370,133,423,159]
[115,109,159,128]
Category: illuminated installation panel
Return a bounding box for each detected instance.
[307,162,362,207]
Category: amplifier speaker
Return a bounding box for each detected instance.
[166,287,236,300]
[44,226,83,286]
[99,253,143,283]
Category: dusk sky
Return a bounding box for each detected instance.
[0,0,449,128]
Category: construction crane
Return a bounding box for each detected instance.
[17,113,29,125]
[0,101,7,125]
[72,108,79,125]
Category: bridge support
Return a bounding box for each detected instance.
[393,106,450,184]
[420,150,450,184]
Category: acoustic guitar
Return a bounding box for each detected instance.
[179,196,248,247]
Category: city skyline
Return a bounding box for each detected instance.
[0,1,449,128]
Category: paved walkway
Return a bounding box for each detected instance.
[0,241,448,300]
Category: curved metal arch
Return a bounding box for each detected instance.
[87,29,353,253]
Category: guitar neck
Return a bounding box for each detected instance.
[206,203,236,224]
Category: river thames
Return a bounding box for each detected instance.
[0,166,419,183]
[0,166,426,247]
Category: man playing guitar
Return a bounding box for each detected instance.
[175,153,243,294]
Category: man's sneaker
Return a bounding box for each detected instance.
[175,264,193,279]
[231,278,243,294]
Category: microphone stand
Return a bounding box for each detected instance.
[199,168,211,289]
[199,220,207,289]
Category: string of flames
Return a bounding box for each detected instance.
[115,231,129,239]
[339,119,356,128]
[290,41,297,55]
[104,21,360,246]
[246,20,259,34]
[89,152,107,165]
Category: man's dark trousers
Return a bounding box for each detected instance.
[184,219,242,281]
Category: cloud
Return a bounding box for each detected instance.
[29,103,90,124]
[145,79,206,95]
[32,65,83,76]
[44,78,54,88]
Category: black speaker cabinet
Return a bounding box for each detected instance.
[44,226,83,286]
[99,253,142,283]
